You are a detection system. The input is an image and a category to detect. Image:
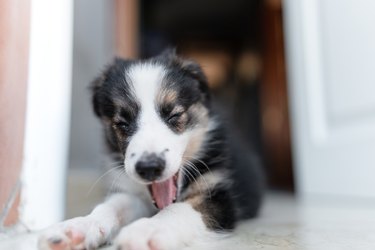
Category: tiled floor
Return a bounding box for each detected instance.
[1,170,375,250]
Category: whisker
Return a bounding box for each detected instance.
[109,168,127,193]
[183,155,211,174]
[107,160,124,165]
[181,161,205,198]
[86,165,124,196]
[183,159,212,200]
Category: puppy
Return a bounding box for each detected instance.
[38,50,263,250]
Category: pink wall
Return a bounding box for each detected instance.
[0,0,30,227]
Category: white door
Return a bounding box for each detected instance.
[284,0,375,199]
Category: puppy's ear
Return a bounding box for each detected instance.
[156,49,211,103]
[91,74,104,117]
[90,57,128,117]
[179,58,211,104]
[155,47,177,63]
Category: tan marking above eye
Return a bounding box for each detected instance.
[170,105,184,115]
[158,89,178,105]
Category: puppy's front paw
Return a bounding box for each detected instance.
[115,218,180,250]
[38,216,109,250]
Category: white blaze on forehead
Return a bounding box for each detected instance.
[124,63,190,182]
[127,63,168,133]
[127,63,166,111]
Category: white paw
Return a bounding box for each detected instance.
[38,216,109,250]
[115,218,181,250]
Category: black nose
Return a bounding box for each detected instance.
[135,154,165,181]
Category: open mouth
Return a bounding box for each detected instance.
[148,171,179,209]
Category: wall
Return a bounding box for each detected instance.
[0,0,30,228]
[69,0,114,170]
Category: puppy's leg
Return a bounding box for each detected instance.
[115,179,235,250]
[38,193,154,250]
[115,202,212,250]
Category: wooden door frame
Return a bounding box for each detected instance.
[115,0,140,59]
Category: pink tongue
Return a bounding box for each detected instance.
[151,177,176,209]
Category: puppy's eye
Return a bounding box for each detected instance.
[167,112,183,124]
[114,121,129,131]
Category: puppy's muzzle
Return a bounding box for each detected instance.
[135,153,165,181]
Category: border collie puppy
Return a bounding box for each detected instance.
[39,50,263,250]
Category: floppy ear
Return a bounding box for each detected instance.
[155,47,177,62]
[90,63,112,118]
[91,74,104,117]
[177,58,211,106]
[179,59,210,97]
[90,57,128,117]
[157,48,211,104]
[90,57,133,117]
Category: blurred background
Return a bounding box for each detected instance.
[1,0,375,232]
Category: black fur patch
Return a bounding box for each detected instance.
[91,58,140,153]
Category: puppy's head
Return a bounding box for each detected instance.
[91,49,212,208]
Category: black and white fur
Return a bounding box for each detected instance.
[38,50,263,250]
